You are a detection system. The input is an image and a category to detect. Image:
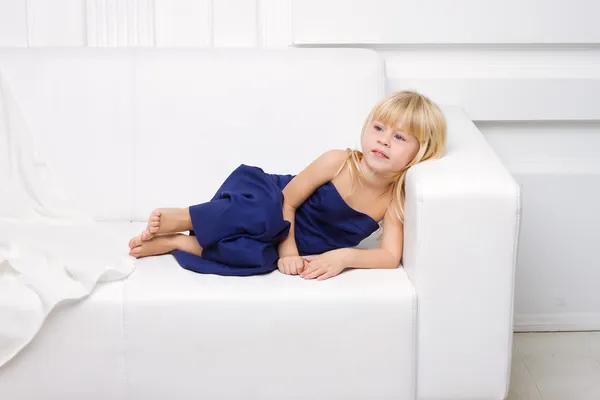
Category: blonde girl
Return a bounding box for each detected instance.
[128,90,446,280]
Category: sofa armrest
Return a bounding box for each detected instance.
[403,106,521,400]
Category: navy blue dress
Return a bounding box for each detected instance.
[172,164,380,276]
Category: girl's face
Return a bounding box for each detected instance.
[361,119,420,175]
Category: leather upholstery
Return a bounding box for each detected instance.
[403,105,520,400]
[0,48,520,400]
[0,223,417,400]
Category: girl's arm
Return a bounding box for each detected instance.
[277,149,347,258]
[343,206,403,269]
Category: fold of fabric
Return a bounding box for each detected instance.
[0,71,135,368]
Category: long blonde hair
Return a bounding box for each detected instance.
[339,90,446,223]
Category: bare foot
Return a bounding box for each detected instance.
[129,233,203,258]
[128,233,143,249]
[128,229,155,248]
[129,234,179,258]
[128,208,191,248]
[144,208,192,240]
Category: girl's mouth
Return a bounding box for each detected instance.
[371,149,389,159]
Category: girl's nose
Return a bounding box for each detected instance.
[378,138,390,147]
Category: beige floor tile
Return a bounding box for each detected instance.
[513,331,600,400]
[508,347,544,400]
[507,387,545,400]
[587,332,600,358]
[535,375,600,400]
[522,353,600,383]
[515,332,594,358]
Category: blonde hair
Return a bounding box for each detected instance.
[339,90,446,223]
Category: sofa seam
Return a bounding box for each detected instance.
[122,279,130,398]
[410,275,419,400]
[504,181,523,398]
[412,181,424,400]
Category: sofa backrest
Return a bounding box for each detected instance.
[0,48,385,221]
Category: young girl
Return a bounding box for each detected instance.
[127,90,446,280]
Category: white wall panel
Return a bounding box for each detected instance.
[87,0,154,46]
[154,0,210,47]
[0,0,28,46]
[291,0,600,44]
[380,41,600,328]
[383,47,600,121]
[28,0,86,46]
[481,122,600,175]
[390,78,600,121]
[480,121,600,330]
[383,48,600,80]
[213,0,257,47]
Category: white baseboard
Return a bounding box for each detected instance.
[515,313,600,332]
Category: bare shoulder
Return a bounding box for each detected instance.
[315,149,347,169]
[282,149,347,209]
[299,149,347,179]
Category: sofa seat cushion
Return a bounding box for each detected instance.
[1,222,417,399]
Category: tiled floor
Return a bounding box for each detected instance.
[508,332,600,400]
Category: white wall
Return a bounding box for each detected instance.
[1,0,599,332]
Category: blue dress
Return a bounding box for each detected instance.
[172,164,380,276]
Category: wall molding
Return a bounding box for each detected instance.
[291,0,600,44]
[380,46,600,122]
[515,313,600,332]
[388,77,600,122]
[289,0,600,122]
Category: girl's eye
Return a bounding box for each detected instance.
[394,134,405,141]
[374,125,383,132]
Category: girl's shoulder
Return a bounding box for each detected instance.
[319,148,349,164]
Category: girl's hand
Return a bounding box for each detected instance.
[277,255,307,275]
[300,250,347,280]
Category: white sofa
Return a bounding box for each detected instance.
[0,48,521,400]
